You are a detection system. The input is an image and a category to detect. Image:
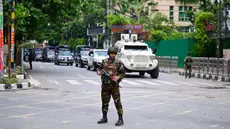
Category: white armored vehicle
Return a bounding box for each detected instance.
[115,34,159,78]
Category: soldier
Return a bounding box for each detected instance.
[96,47,126,126]
[28,49,34,70]
[184,52,193,78]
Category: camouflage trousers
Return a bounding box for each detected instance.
[101,86,123,114]
[185,67,192,78]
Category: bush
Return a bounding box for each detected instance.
[0,77,18,84]
[150,30,167,43]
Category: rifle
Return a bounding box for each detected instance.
[98,68,122,88]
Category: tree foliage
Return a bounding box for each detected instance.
[193,12,216,57]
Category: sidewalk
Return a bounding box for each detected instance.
[159,67,230,82]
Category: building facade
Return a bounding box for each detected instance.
[150,0,198,30]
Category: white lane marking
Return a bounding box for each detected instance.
[176,110,193,115]
[129,103,164,110]
[173,81,198,86]
[189,81,215,86]
[136,80,161,85]
[47,80,59,85]
[0,94,99,110]
[123,91,173,101]
[153,80,180,85]
[177,96,203,101]
[122,80,141,85]
[210,124,219,128]
[66,80,82,85]
[84,80,100,85]
[76,74,86,79]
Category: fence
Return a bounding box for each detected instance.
[157,56,230,77]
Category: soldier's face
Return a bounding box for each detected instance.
[109,52,117,59]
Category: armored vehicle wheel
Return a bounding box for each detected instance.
[70,63,73,66]
[75,62,78,67]
[150,66,159,79]
[139,72,145,77]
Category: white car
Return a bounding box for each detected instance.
[87,49,108,71]
[115,39,159,78]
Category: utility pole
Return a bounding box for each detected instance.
[216,0,221,76]
[10,0,15,69]
[7,16,11,78]
[0,0,4,78]
[104,0,109,49]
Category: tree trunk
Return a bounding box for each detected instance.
[15,40,22,67]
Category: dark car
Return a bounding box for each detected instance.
[74,45,91,67]
[75,50,89,68]
[54,50,74,66]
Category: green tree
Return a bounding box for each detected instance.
[193,12,216,57]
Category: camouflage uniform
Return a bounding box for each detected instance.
[184,53,193,78]
[97,47,126,126]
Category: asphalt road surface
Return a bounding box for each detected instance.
[0,61,230,129]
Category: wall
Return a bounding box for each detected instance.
[146,38,195,68]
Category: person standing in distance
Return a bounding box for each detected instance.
[96,47,126,126]
[28,49,34,70]
[184,52,193,78]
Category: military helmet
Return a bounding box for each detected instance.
[107,47,117,55]
[187,52,191,56]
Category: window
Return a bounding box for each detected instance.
[59,51,71,56]
[169,6,174,21]
[178,6,193,21]
[47,50,54,56]
[124,45,148,51]
[80,51,89,56]
[94,51,107,57]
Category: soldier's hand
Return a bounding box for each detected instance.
[112,76,120,82]
[97,71,102,76]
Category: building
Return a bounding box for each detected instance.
[150,0,198,31]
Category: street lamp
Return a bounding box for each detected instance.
[215,0,222,76]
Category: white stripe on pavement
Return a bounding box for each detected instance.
[136,80,161,85]
[188,81,215,86]
[47,80,59,85]
[66,80,82,85]
[122,80,141,85]
[173,81,198,86]
[153,80,180,85]
[84,80,100,85]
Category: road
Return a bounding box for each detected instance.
[0,61,230,129]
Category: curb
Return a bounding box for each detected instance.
[0,82,31,91]
[159,69,180,74]
[178,71,230,82]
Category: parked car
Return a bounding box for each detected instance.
[75,50,89,68]
[87,49,108,71]
[35,53,43,61]
[54,50,74,65]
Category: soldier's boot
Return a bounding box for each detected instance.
[189,72,191,78]
[97,112,108,124]
[115,114,124,126]
[185,72,187,78]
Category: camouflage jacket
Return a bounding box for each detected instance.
[98,58,126,86]
[184,56,193,68]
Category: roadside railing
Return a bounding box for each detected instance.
[157,56,230,77]
[156,56,178,72]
